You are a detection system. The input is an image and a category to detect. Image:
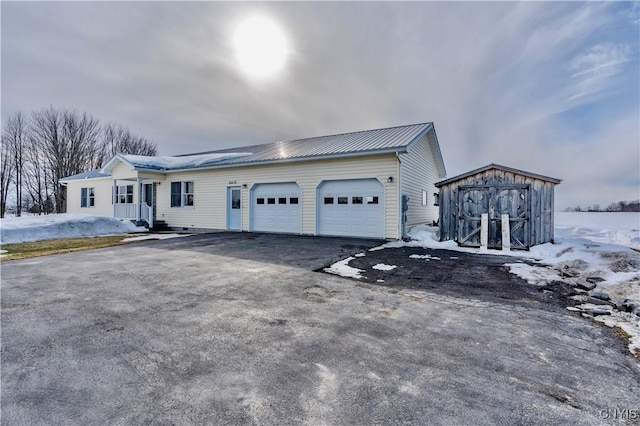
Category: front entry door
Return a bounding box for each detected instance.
[227,187,242,230]
[143,183,153,206]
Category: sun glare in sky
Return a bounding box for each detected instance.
[233,16,288,79]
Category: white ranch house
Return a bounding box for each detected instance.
[61,123,446,240]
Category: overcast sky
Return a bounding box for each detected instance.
[2,1,638,210]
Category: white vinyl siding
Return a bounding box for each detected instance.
[111,162,136,180]
[400,132,444,228]
[155,154,399,238]
[65,178,113,217]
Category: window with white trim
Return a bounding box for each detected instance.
[422,190,428,206]
[171,181,194,207]
[115,185,133,204]
[81,187,95,208]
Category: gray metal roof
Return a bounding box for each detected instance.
[60,170,110,182]
[174,122,434,168]
[94,122,443,177]
[435,163,562,187]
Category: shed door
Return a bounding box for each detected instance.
[317,179,384,238]
[458,185,530,249]
[251,182,301,234]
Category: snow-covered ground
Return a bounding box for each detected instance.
[0,213,146,244]
[326,212,640,355]
[0,214,192,255]
[0,214,147,243]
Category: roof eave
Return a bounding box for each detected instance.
[60,175,111,183]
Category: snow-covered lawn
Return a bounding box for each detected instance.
[0,213,147,244]
[327,212,640,355]
[0,214,196,246]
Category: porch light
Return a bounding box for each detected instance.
[387,176,394,183]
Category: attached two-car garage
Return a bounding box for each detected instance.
[249,178,385,239]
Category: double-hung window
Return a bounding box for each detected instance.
[115,185,133,204]
[81,187,95,208]
[171,181,194,207]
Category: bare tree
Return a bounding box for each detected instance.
[96,123,157,167]
[1,113,27,217]
[23,133,51,215]
[0,136,14,218]
[3,106,158,214]
[30,107,101,212]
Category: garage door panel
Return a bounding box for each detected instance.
[318,179,384,238]
[252,183,301,234]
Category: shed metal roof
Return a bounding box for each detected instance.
[435,163,562,187]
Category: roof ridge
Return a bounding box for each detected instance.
[272,122,432,145]
[175,122,431,157]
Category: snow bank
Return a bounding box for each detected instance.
[0,214,146,243]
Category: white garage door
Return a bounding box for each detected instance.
[317,179,384,238]
[251,182,301,234]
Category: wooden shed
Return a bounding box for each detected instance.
[435,164,561,250]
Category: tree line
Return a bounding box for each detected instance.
[564,200,640,212]
[1,106,158,218]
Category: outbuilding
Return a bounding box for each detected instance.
[435,164,561,249]
[61,122,446,240]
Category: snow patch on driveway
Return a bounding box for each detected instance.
[409,254,441,261]
[121,233,190,242]
[324,257,364,279]
[372,263,396,271]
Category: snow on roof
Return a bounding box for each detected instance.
[60,170,110,182]
[119,152,253,171]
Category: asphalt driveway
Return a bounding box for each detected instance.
[2,232,639,425]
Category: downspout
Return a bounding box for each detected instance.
[113,179,117,218]
[396,152,405,240]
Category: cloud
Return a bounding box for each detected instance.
[568,43,632,101]
[1,2,638,209]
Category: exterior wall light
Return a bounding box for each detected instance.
[387,177,394,183]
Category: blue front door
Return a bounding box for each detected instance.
[227,187,242,230]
